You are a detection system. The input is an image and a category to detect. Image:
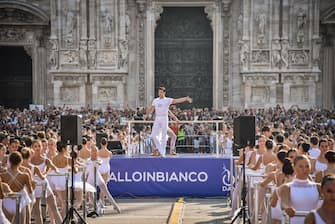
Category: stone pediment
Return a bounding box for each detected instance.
[321,6,335,24]
[0,1,49,26]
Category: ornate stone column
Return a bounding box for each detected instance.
[221,0,231,108]
[136,0,146,106]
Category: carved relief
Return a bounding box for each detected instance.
[60,51,79,65]
[204,6,214,29]
[289,50,309,65]
[97,87,117,101]
[60,86,79,102]
[251,50,270,64]
[153,5,163,28]
[289,86,308,102]
[98,51,117,66]
[53,76,86,82]
[92,76,124,82]
[0,9,41,24]
[23,46,33,58]
[296,8,307,47]
[251,87,270,103]
[49,39,59,69]
[0,28,25,41]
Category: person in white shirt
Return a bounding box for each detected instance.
[145,86,192,157]
[309,136,321,159]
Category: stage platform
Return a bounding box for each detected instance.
[107,154,233,197]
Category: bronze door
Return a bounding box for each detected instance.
[0,46,32,109]
[155,7,213,109]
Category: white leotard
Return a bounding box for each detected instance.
[0,199,10,224]
[289,179,319,224]
[315,160,327,172]
[31,161,53,198]
[2,172,32,215]
[98,156,111,175]
[312,210,326,224]
[86,160,105,186]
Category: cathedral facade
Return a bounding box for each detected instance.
[0,0,334,109]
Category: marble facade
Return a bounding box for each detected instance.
[0,0,334,109]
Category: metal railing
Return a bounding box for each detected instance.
[127,120,226,157]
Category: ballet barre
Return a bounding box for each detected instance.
[3,192,21,224]
[284,211,309,224]
[246,173,266,218]
[264,193,272,224]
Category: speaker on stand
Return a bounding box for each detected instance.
[60,115,86,224]
[233,116,255,156]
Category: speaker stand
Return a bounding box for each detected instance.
[62,143,86,224]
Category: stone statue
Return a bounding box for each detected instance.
[256,9,266,44]
[240,42,249,70]
[49,39,58,69]
[257,9,266,35]
[281,40,289,68]
[79,40,87,67]
[296,8,306,45]
[119,38,128,69]
[103,10,113,34]
[89,50,96,68]
[125,13,131,37]
[237,14,243,38]
[66,10,75,36]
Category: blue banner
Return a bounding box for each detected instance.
[108,157,232,197]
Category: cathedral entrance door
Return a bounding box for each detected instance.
[155,7,213,109]
[0,46,32,109]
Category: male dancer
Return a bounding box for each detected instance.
[144,86,192,157]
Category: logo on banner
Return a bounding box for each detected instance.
[221,164,234,192]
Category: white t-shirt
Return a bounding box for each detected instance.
[152,97,173,116]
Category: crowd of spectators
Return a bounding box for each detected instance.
[1,105,334,150]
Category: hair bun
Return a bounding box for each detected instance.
[325,150,335,163]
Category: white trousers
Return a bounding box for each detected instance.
[151,116,168,156]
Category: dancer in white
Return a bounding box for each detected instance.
[305,174,335,224]
[0,177,11,224]
[145,86,192,157]
[1,152,33,224]
[279,155,320,224]
[97,137,112,182]
[86,146,121,213]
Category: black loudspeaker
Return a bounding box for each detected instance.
[96,132,108,148]
[61,115,82,145]
[107,141,125,154]
[233,116,255,149]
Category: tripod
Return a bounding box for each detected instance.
[231,146,251,224]
[62,143,86,224]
